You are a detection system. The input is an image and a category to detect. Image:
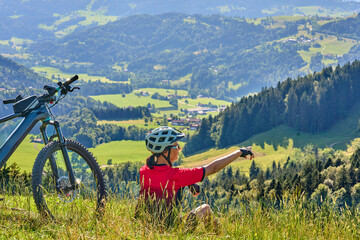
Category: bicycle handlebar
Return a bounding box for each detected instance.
[63,75,78,87]
[40,75,80,104]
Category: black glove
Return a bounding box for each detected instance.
[188,184,200,196]
[240,148,254,158]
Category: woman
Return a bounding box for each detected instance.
[137,126,254,230]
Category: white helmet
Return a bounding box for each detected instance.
[145,126,185,153]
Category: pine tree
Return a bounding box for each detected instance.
[335,165,351,191]
[249,160,260,180]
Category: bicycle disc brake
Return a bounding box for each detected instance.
[57,176,76,203]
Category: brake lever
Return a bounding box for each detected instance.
[68,87,80,92]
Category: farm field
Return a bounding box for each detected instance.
[89,140,149,166]
[38,3,118,37]
[91,89,231,117]
[298,35,356,64]
[133,88,189,96]
[90,93,173,108]
[5,135,40,172]
[32,66,123,83]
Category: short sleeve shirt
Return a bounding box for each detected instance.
[139,164,205,204]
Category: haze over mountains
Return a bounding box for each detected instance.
[1,0,360,40]
[1,0,360,155]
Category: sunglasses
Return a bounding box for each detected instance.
[171,144,181,150]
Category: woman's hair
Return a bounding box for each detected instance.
[146,154,158,169]
[146,147,173,169]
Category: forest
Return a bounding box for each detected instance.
[184,60,360,155]
[27,13,303,99]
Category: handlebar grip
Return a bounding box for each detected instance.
[64,75,78,86]
[3,95,23,104]
[3,98,17,104]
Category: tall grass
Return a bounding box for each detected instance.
[1,187,360,239]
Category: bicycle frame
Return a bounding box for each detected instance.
[0,105,76,186]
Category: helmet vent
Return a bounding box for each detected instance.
[149,143,153,149]
[168,137,174,141]
[149,137,156,142]
[159,137,166,142]
[162,131,168,135]
[155,146,161,151]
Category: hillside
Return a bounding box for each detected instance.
[25,14,300,98]
[184,60,360,155]
[1,0,358,41]
[15,13,359,100]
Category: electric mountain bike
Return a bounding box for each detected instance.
[0,75,106,219]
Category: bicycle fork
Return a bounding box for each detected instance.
[40,120,76,190]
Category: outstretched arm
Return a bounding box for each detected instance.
[204,149,254,178]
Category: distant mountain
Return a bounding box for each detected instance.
[318,13,360,39]
[28,13,304,99]
[1,0,359,41]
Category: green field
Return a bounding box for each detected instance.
[133,88,188,97]
[91,93,173,108]
[89,140,149,166]
[91,90,231,115]
[5,135,40,172]
[296,33,356,71]
[97,119,154,129]
[183,99,360,173]
[38,2,118,37]
[32,66,123,83]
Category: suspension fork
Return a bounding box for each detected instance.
[40,120,76,188]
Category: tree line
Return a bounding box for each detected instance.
[184,60,360,155]
[28,13,302,100]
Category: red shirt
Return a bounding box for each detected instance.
[139,164,205,204]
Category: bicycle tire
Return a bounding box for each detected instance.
[32,139,106,219]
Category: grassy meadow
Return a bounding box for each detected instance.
[1,192,360,239]
[4,135,40,173]
[32,66,123,83]
[91,89,231,118]
[89,140,149,167]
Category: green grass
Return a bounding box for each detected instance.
[1,193,360,239]
[297,34,357,71]
[6,135,40,173]
[183,18,196,24]
[183,99,360,174]
[91,89,231,115]
[32,66,121,83]
[133,88,188,97]
[170,73,192,87]
[90,93,173,108]
[97,119,154,129]
[38,4,118,37]
[89,140,149,166]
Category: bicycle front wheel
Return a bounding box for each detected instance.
[32,139,106,219]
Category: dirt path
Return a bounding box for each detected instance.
[321,45,326,55]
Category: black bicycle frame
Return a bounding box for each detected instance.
[0,105,76,186]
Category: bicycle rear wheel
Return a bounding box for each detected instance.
[32,139,106,219]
